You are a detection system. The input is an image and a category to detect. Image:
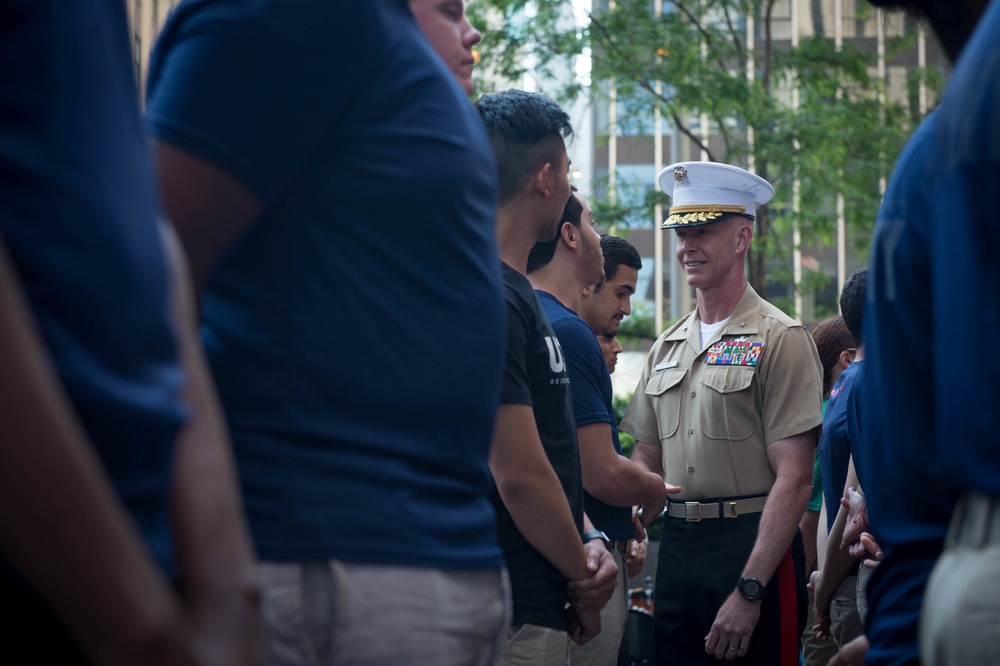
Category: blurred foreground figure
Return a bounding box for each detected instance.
[0,1,259,663]
[146,1,509,664]
[861,1,999,665]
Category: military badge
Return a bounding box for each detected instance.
[705,340,764,366]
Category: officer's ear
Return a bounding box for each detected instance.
[735,219,753,253]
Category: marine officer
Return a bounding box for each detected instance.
[620,161,823,665]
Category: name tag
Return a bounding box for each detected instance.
[705,341,763,367]
[653,360,678,371]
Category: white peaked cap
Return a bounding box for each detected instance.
[657,162,775,228]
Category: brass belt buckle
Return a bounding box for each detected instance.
[685,501,702,522]
[727,501,739,518]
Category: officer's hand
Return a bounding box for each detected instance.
[568,541,618,612]
[704,591,760,660]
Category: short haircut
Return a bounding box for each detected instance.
[811,316,854,395]
[839,267,867,347]
[526,192,582,274]
[474,90,573,204]
[594,235,642,292]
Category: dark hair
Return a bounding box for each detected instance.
[593,235,642,292]
[474,90,573,204]
[839,267,867,347]
[526,192,582,273]
[811,316,854,396]
[864,1,984,62]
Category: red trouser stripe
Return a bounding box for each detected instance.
[777,546,798,664]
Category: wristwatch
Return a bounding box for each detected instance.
[736,576,768,601]
[582,529,612,550]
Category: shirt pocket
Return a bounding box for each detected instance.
[644,368,687,438]
[699,366,756,441]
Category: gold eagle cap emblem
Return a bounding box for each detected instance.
[673,165,687,181]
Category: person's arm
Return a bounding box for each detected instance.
[799,509,820,577]
[799,454,824,575]
[154,142,262,295]
[704,428,816,660]
[630,441,675,527]
[811,456,861,638]
[570,512,620,611]
[577,422,675,510]
[816,497,830,569]
[489,403,594,582]
[0,237,197,666]
[568,513,620,646]
[160,224,264,666]
[625,536,648,578]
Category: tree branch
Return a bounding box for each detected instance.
[721,2,746,73]
[709,108,732,155]
[637,78,719,162]
[671,1,730,73]
[762,0,776,93]
[588,9,719,162]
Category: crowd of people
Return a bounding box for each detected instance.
[1,0,997,665]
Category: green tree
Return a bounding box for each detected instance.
[469,0,939,304]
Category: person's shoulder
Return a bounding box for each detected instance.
[544,303,591,335]
[503,267,543,310]
[155,0,380,64]
[656,309,695,342]
[756,296,802,334]
[841,359,863,389]
[553,312,601,352]
[536,290,565,319]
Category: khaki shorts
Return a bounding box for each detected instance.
[921,492,1000,666]
[493,623,569,666]
[259,560,509,666]
[568,546,628,666]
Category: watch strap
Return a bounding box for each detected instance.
[581,529,611,549]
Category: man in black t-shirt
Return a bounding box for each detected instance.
[476,90,619,666]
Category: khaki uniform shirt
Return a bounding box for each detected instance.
[620,285,822,500]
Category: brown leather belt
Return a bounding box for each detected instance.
[665,495,768,522]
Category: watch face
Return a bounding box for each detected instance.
[739,577,765,600]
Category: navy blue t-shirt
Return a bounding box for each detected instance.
[496,266,584,631]
[0,0,184,576]
[860,115,956,666]
[146,0,506,568]
[863,6,1000,663]
[818,361,860,533]
[929,1,1000,496]
[538,291,632,541]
